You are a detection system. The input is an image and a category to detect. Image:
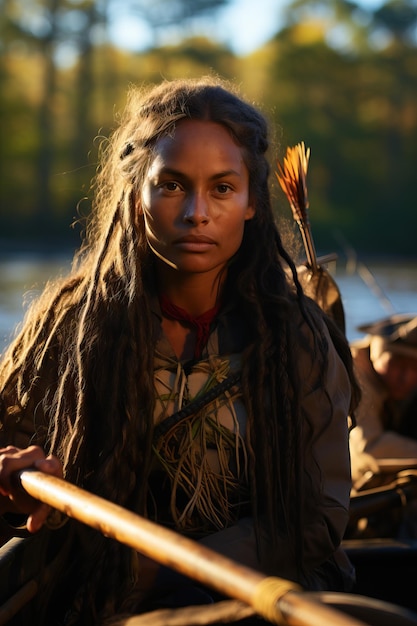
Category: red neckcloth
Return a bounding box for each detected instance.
[159,294,220,360]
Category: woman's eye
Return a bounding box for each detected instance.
[162,181,180,192]
[216,183,231,194]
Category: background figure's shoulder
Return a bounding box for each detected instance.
[349,338,377,382]
[350,337,371,359]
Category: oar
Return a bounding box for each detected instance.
[276,142,346,333]
[17,470,366,626]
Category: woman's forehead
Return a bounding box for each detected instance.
[148,120,246,172]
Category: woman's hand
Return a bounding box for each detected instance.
[0,445,63,533]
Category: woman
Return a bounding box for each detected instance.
[0,76,359,624]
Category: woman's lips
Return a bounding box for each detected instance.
[174,235,216,252]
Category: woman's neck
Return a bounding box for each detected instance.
[156,264,225,316]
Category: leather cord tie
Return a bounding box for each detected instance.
[159,294,220,359]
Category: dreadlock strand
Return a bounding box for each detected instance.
[62,201,123,472]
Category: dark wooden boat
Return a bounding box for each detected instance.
[1,470,417,626]
[343,460,417,618]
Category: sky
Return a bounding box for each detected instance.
[108,0,385,56]
[219,0,384,54]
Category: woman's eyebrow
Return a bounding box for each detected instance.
[151,167,188,182]
[157,167,242,180]
[151,166,242,183]
[211,170,242,180]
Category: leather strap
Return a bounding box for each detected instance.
[153,371,241,444]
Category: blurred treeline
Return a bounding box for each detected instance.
[1,0,417,258]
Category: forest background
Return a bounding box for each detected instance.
[1,0,417,260]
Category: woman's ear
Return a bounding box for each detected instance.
[245,201,255,221]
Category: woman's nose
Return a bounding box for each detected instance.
[182,193,210,224]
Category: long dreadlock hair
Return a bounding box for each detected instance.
[0,75,360,622]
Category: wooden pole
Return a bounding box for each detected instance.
[19,470,366,626]
[0,580,38,625]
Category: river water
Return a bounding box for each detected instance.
[0,252,416,354]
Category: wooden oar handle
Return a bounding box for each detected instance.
[19,470,366,626]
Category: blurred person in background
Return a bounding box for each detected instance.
[350,314,417,479]
[349,314,417,537]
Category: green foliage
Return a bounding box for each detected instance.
[244,9,417,258]
[1,0,417,257]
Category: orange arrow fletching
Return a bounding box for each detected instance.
[276,142,310,224]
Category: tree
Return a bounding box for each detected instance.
[115,0,229,47]
[250,1,417,256]
[373,0,417,45]
[1,0,233,248]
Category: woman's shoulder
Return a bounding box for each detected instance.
[286,296,328,344]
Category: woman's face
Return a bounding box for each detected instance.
[139,119,254,280]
